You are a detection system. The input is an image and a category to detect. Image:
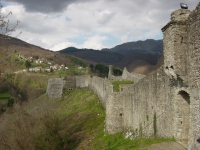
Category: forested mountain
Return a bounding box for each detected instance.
[59,39,163,75]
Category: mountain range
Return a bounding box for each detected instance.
[0,35,163,75]
[59,39,163,74]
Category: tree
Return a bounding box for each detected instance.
[25,60,31,70]
[89,64,94,71]
[94,64,109,77]
[0,2,21,74]
[0,2,21,40]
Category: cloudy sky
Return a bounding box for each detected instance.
[1,0,199,51]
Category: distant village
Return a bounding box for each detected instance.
[15,54,83,73]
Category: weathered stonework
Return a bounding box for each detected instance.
[108,65,146,83]
[63,76,76,91]
[162,8,190,78]
[121,67,146,83]
[46,78,63,99]
[46,3,200,149]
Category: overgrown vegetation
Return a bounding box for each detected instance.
[7,98,14,107]
[154,112,157,136]
[0,92,11,114]
[0,92,10,99]
[139,123,143,137]
[94,64,109,77]
[67,55,88,68]
[112,80,134,92]
[24,60,31,70]
[113,67,123,76]
[146,114,149,121]
[89,63,122,77]
[93,132,174,150]
[0,88,175,149]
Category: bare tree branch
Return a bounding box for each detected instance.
[0,1,21,41]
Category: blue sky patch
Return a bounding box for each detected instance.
[102,34,120,48]
[66,17,71,22]
[1,1,9,7]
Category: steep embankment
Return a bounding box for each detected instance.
[0,87,178,150]
[0,88,105,149]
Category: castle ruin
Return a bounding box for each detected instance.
[47,3,200,149]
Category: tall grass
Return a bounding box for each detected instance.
[92,132,175,150]
[0,87,175,149]
[0,92,10,99]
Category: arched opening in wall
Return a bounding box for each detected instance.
[176,90,190,143]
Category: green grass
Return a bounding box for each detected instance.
[0,92,11,99]
[34,88,106,149]
[112,80,134,92]
[32,88,175,150]
[92,132,175,150]
[56,88,105,125]
[55,88,174,149]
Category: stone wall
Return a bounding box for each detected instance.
[76,75,91,88]
[187,3,200,146]
[64,76,76,91]
[46,78,64,99]
[162,9,190,78]
[108,74,122,81]
[106,92,124,134]
[108,65,145,83]
[76,75,113,109]
[121,67,146,83]
[122,67,182,139]
[45,3,200,148]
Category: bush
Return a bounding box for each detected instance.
[7,98,14,107]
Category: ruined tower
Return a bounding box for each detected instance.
[108,65,113,77]
[162,8,191,79]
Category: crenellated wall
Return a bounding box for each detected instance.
[121,67,146,83]
[46,3,200,149]
[108,65,146,83]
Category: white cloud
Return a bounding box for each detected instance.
[2,0,199,51]
[50,41,78,51]
[82,35,108,50]
[98,11,115,25]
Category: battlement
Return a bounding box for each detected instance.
[46,3,200,149]
[171,9,191,21]
[162,9,191,32]
[108,66,145,83]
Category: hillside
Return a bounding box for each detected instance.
[60,47,123,64]
[0,36,163,75]
[0,36,90,74]
[103,39,163,55]
[0,36,184,150]
[0,85,177,149]
[59,39,163,75]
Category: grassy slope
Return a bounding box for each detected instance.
[0,87,174,150]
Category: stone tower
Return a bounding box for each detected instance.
[162,8,191,79]
[108,65,113,76]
